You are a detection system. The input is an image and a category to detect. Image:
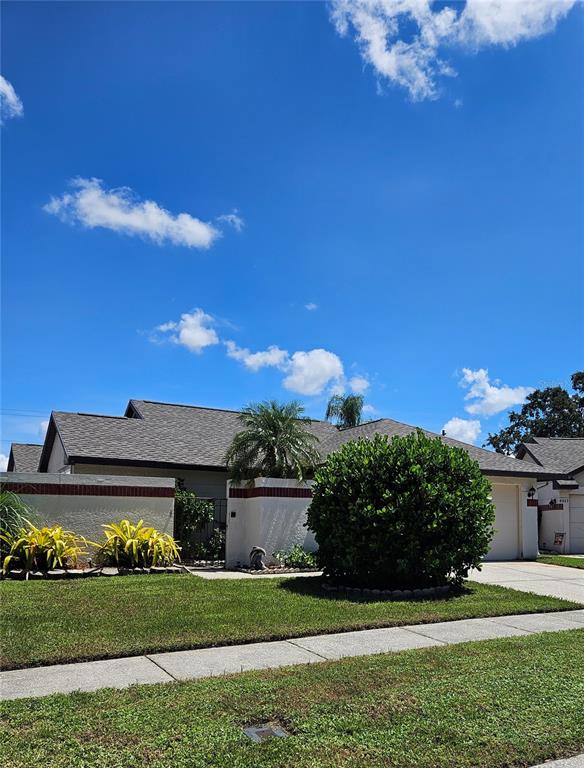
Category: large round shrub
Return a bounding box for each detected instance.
[307,431,495,588]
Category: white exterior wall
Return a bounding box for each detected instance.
[73,464,228,499]
[1,472,175,542]
[224,474,539,568]
[484,476,539,561]
[225,478,316,568]
[539,469,584,554]
[46,434,68,473]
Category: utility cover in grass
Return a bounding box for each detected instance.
[243,723,290,743]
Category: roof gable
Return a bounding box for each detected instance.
[322,419,549,477]
[47,400,337,470]
[516,437,584,475]
[7,444,43,473]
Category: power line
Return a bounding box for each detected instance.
[1,409,49,416]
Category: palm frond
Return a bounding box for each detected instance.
[224,400,321,482]
[325,394,364,428]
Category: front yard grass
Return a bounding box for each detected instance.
[2,630,583,768]
[0,574,580,670]
[538,554,584,569]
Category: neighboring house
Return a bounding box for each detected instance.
[7,443,43,473]
[4,398,560,561]
[516,437,584,554]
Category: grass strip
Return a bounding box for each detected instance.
[538,555,584,570]
[1,630,583,768]
[0,574,579,669]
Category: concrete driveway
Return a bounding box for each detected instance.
[470,561,584,603]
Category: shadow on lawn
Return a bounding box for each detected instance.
[278,576,469,604]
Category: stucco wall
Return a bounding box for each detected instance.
[224,474,540,568]
[46,433,68,473]
[1,472,175,542]
[538,471,584,554]
[72,464,228,498]
[225,478,316,568]
[484,475,539,561]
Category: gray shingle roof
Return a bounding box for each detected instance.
[48,400,336,469]
[8,444,43,473]
[39,398,554,478]
[517,437,584,475]
[321,419,549,477]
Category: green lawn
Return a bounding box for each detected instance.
[1,574,579,670]
[2,630,583,768]
[538,554,584,569]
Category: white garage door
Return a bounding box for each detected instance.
[569,494,584,554]
[485,484,520,561]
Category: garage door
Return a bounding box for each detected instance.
[485,484,520,561]
[569,494,584,554]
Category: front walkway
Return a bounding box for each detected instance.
[470,561,584,603]
[2,609,582,702]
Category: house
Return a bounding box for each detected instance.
[6,443,43,473]
[516,437,584,554]
[4,398,560,561]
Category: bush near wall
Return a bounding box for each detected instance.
[307,431,495,589]
[95,520,180,568]
[273,545,317,569]
[0,489,36,560]
[174,481,217,560]
[2,523,87,573]
[1,509,181,573]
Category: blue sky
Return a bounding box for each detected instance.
[1,0,583,463]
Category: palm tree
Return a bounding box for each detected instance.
[325,394,364,429]
[224,401,321,483]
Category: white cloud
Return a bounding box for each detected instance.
[349,375,370,394]
[330,0,575,101]
[329,382,346,397]
[0,75,23,123]
[305,303,318,311]
[442,416,481,445]
[217,210,245,232]
[39,419,49,438]
[458,0,575,46]
[283,349,344,396]
[460,368,533,416]
[226,339,344,396]
[156,309,219,353]
[225,341,289,371]
[154,307,350,397]
[43,178,235,249]
[0,453,8,471]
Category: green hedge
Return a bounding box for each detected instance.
[307,431,495,588]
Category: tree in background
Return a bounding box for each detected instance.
[487,372,584,454]
[325,394,364,429]
[224,401,321,482]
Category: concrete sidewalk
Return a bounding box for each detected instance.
[531,756,584,768]
[2,609,582,702]
[470,561,584,603]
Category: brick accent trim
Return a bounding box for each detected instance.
[538,503,564,512]
[2,482,174,498]
[526,498,538,507]
[229,486,313,499]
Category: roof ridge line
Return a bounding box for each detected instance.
[10,442,43,447]
[57,411,130,420]
[134,399,330,422]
